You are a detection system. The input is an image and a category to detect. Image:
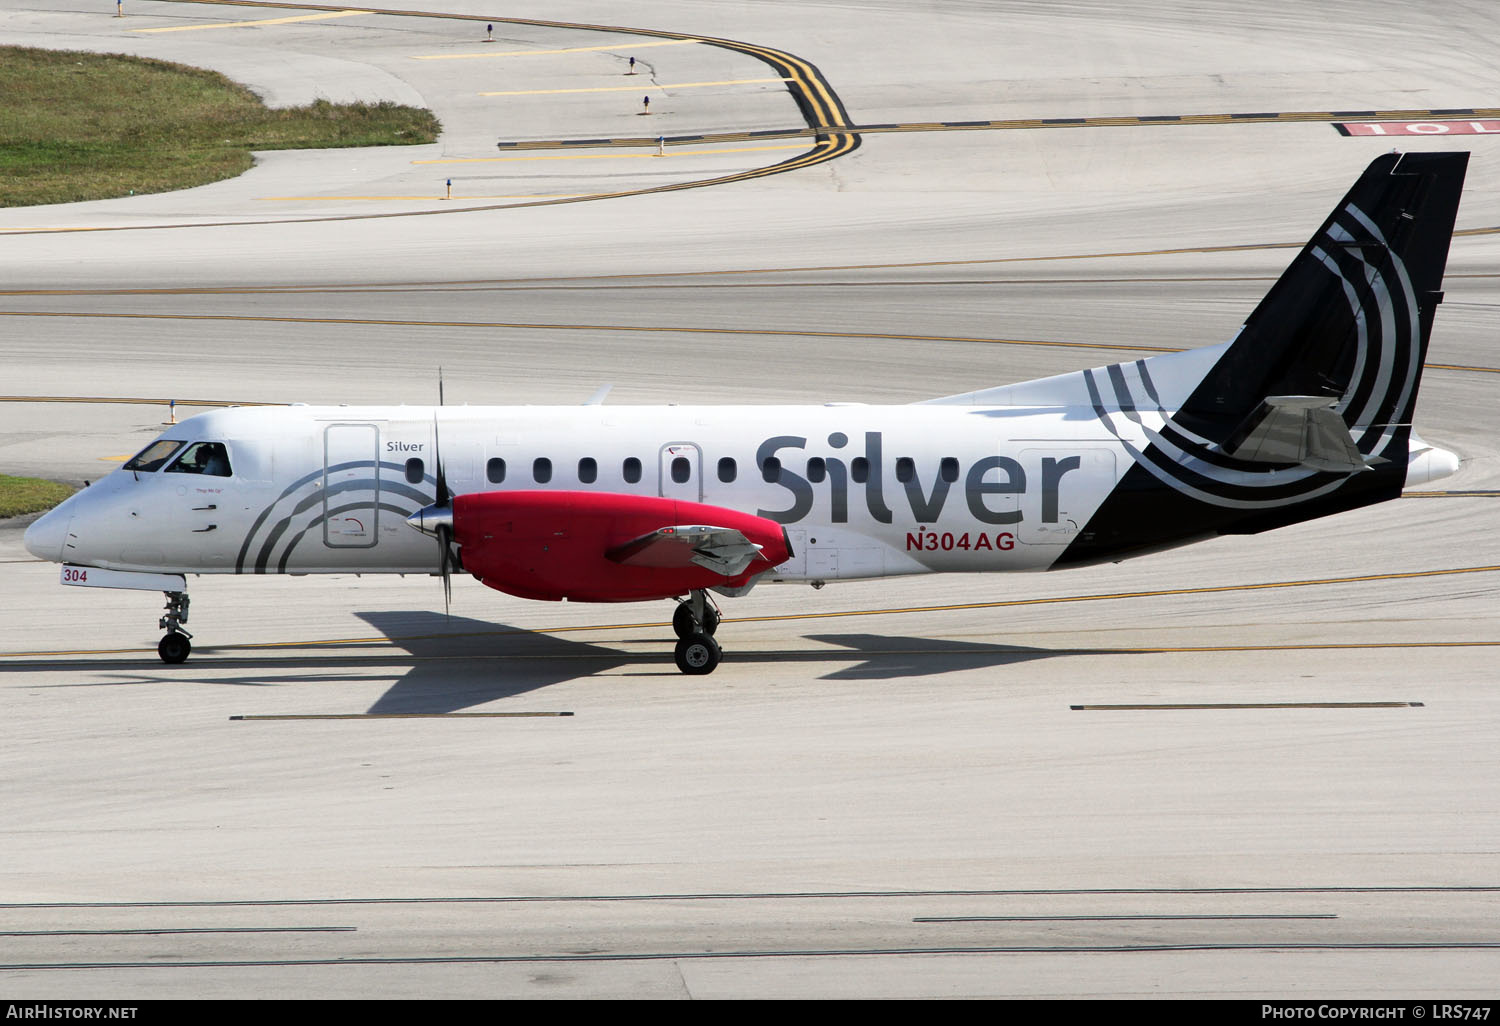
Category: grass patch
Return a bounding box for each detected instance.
[0,46,442,207]
[0,475,76,519]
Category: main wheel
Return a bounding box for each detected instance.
[699,606,720,636]
[672,602,696,640]
[158,632,191,664]
[674,633,720,675]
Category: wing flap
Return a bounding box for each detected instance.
[606,525,764,578]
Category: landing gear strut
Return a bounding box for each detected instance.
[157,590,192,664]
[672,591,720,639]
[672,590,721,675]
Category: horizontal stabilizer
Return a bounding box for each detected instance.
[1216,395,1378,473]
[607,525,764,578]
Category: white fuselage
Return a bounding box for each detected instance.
[27,402,1135,584]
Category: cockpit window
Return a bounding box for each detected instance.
[164,441,232,477]
[123,440,187,473]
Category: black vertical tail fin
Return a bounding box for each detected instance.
[1057,152,1467,567]
[1176,150,1467,460]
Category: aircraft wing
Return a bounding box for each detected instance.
[606,525,765,577]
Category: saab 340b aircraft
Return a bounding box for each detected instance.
[23,151,1469,674]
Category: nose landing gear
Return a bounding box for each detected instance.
[672,590,722,675]
[157,590,192,664]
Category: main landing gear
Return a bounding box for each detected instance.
[672,590,721,675]
[157,590,193,664]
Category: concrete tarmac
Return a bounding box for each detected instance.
[1,0,1498,999]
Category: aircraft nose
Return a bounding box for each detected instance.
[23,507,68,563]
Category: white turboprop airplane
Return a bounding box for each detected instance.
[23,151,1469,674]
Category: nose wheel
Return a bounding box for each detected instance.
[157,590,193,664]
[158,631,191,664]
[671,590,722,674]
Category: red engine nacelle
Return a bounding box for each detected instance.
[453,490,793,602]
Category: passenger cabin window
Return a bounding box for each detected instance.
[578,457,597,484]
[487,457,506,484]
[762,456,782,482]
[895,457,915,484]
[405,458,424,485]
[164,441,231,477]
[671,457,691,484]
[940,457,960,483]
[717,457,737,483]
[850,457,869,483]
[806,457,826,483]
[533,457,552,484]
[124,440,187,473]
[623,457,642,484]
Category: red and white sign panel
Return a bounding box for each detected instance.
[1338,120,1500,136]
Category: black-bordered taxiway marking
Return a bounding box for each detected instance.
[132,0,861,222]
[25,2,1497,235]
[497,107,1500,151]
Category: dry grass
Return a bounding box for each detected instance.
[0,475,75,519]
[0,46,442,207]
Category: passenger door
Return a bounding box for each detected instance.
[323,423,380,548]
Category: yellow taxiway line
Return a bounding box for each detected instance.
[131,9,370,32]
[0,395,283,407]
[230,712,573,720]
[1071,702,1424,711]
[479,78,786,97]
[254,194,589,201]
[738,564,1500,625]
[3,639,1496,662]
[3,566,1497,659]
[412,39,701,60]
[5,309,1500,375]
[413,144,805,164]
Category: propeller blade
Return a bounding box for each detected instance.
[438,523,453,618]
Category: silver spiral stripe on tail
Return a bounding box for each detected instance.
[1326,205,1422,456]
[1086,200,1420,511]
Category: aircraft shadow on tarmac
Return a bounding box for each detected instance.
[19,613,1108,712]
[357,610,634,714]
[356,613,1088,711]
[802,634,1098,681]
